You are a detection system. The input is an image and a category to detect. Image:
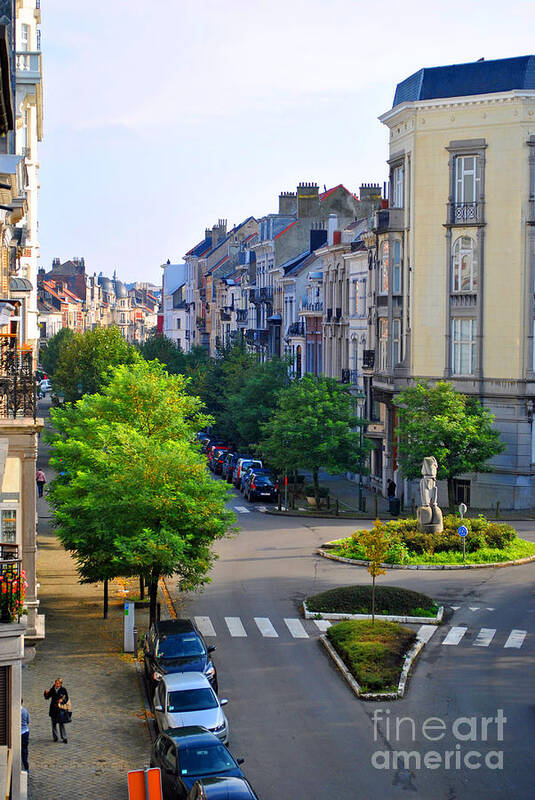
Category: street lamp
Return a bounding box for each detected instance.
[353,390,366,512]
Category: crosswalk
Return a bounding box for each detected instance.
[231,505,268,514]
[193,614,529,651]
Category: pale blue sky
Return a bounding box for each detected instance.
[38,0,535,284]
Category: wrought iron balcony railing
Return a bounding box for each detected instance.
[449,202,480,224]
[300,300,323,312]
[287,321,305,336]
[0,336,36,420]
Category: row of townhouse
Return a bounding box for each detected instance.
[36,257,159,345]
[166,53,535,513]
[0,2,45,796]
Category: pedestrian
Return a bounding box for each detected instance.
[387,479,396,498]
[44,677,69,743]
[36,468,46,498]
[21,699,29,771]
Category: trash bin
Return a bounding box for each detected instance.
[389,497,401,517]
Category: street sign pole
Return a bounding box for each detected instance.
[457,525,468,564]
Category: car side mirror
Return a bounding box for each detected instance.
[237,758,245,765]
[220,698,228,706]
[208,645,216,653]
[154,704,163,712]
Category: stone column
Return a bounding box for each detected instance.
[20,430,40,637]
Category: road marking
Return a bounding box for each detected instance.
[417,625,438,644]
[450,606,460,610]
[254,617,278,637]
[194,616,216,637]
[469,607,480,611]
[473,628,496,647]
[233,506,250,514]
[257,506,267,512]
[314,620,332,632]
[284,618,309,639]
[504,630,527,649]
[486,607,495,611]
[225,617,247,637]
[442,626,468,645]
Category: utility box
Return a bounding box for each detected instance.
[124,601,135,652]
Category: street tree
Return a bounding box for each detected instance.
[138,333,187,374]
[52,326,139,402]
[48,360,235,623]
[40,327,75,376]
[358,523,390,624]
[259,374,372,507]
[394,381,505,509]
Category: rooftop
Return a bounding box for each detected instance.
[393,55,535,107]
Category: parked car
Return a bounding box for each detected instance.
[39,379,51,395]
[246,473,278,503]
[151,727,246,800]
[221,452,236,481]
[239,463,264,494]
[208,446,230,472]
[224,454,249,484]
[232,457,258,488]
[153,672,229,743]
[144,619,218,696]
[212,448,230,475]
[187,777,260,800]
[240,468,274,496]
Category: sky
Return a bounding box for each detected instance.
[38,0,535,285]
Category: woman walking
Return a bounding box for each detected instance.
[36,468,46,498]
[44,677,69,743]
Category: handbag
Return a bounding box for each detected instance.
[58,697,72,722]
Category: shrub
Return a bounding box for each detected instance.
[304,484,330,498]
[484,523,516,549]
[306,585,437,616]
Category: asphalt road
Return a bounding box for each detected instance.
[166,484,535,800]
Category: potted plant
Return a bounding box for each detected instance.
[0,564,27,623]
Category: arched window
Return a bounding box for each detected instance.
[452,237,478,292]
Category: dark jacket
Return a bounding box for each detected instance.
[44,685,69,722]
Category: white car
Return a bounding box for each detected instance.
[39,379,51,394]
[153,672,229,744]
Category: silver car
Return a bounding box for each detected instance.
[153,672,229,744]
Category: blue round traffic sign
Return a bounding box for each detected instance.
[458,525,468,538]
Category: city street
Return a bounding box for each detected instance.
[166,487,535,799]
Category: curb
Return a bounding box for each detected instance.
[318,545,535,571]
[320,633,425,700]
[303,600,443,625]
[265,508,377,520]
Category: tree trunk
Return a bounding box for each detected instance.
[103,579,108,619]
[139,575,145,601]
[313,469,320,509]
[371,574,376,626]
[148,568,159,627]
[447,477,455,512]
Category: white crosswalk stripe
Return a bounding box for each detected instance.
[257,506,267,513]
[195,616,216,637]
[254,617,278,637]
[504,630,527,649]
[233,506,250,514]
[442,626,468,645]
[469,607,480,611]
[473,628,496,647]
[450,606,461,610]
[284,618,309,639]
[225,617,247,637]
[417,625,438,644]
[314,620,332,632]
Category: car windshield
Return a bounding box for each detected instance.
[253,477,273,486]
[167,687,218,712]
[180,743,237,777]
[156,634,205,659]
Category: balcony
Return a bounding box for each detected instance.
[300,300,323,313]
[249,288,259,304]
[287,321,305,336]
[362,350,375,370]
[254,286,273,303]
[236,309,248,323]
[448,202,481,225]
[0,336,36,420]
[196,317,206,330]
[372,207,404,233]
[220,310,231,321]
[0,558,23,623]
[15,52,42,84]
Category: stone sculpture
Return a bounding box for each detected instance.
[417,456,443,533]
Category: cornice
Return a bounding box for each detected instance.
[380,90,535,126]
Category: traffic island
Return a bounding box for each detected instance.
[320,619,426,700]
[303,585,443,624]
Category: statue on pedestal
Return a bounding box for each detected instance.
[417,456,443,533]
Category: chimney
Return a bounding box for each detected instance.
[212,219,227,246]
[359,182,382,202]
[327,213,338,246]
[52,257,60,268]
[278,191,297,216]
[297,182,320,218]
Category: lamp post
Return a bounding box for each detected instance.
[354,390,366,512]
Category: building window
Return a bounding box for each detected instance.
[306,343,314,374]
[317,342,322,375]
[0,510,16,545]
[455,155,479,204]
[20,23,30,51]
[392,241,401,294]
[176,318,181,329]
[392,318,401,366]
[452,318,476,375]
[392,165,403,208]
[378,318,388,371]
[452,236,477,292]
[380,242,389,294]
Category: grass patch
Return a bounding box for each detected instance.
[307,585,438,617]
[327,620,416,693]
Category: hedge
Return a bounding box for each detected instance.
[307,585,437,616]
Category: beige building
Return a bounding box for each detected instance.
[373,55,535,508]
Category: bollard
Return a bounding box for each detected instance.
[133,626,138,656]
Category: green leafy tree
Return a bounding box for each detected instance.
[48,360,234,623]
[40,327,75,376]
[138,333,187,374]
[259,374,372,507]
[52,326,139,402]
[358,522,390,624]
[394,381,505,510]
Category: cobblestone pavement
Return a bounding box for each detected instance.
[23,405,152,800]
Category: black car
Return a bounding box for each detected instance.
[246,473,278,503]
[151,728,246,800]
[187,776,259,800]
[144,619,218,695]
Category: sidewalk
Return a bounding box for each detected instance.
[22,404,151,800]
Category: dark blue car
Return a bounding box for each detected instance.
[151,727,246,800]
[144,619,218,696]
[187,776,260,799]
